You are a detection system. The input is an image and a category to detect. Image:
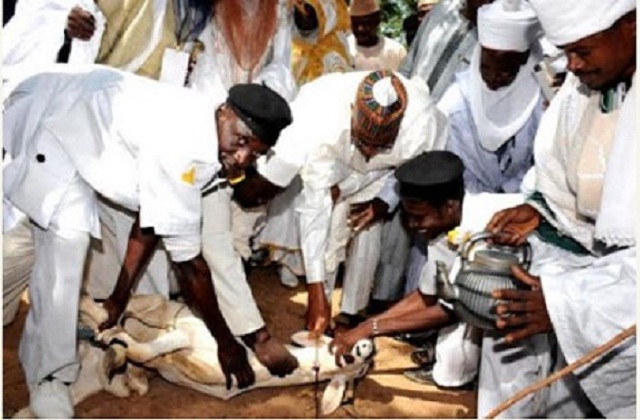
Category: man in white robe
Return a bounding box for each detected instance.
[3,67,294,418]
[441,0,542,194]
[258,70,446,335]
[479,0,636,416]
[347,0,407,71]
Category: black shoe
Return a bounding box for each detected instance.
[410,342,435,366]
[403,367,475,391]
[393,330,437,347]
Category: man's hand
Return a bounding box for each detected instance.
[306,283,331,336]
[217,339,256,390]
[98,297,127,331]
[486,203,542,246]
[493,265,553,343]
[66,6,96,40]
[329,322,370,367]
[348,198,389,232]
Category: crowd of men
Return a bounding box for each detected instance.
[2,0,636,418]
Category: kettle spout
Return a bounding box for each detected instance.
[435,261,457,302]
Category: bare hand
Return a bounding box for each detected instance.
[486,203,542,246]
[218,339,256,390]
[329,323,369,367]
[348,198,389,232]
[98,297,127,331]
[66,6,96,40]
[492,265,553,343]
[306,283,331,337]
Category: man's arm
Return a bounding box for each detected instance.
[330,290,455,361]
[172,254,256,389]
[100,214,160,330]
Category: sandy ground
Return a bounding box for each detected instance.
[3,266,476,418]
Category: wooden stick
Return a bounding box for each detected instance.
[486,325,636,419]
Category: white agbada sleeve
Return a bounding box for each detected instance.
[540,247,636,418]
[296,139,352,283]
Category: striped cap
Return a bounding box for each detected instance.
[352,70,408,147]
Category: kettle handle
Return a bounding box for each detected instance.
[461,231,533,269]
[460,232,494,262]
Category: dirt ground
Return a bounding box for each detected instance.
[3,266,476,418]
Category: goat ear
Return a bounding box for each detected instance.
[321,373,346,415]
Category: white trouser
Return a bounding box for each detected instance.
[230,199,266,260]
[478,332,592,417]
[19,179,93,390]
[201,187,264,336]
[371,211,410,301]
[339,222,382,315]
[3,217,35,326]
[432,322,480,387]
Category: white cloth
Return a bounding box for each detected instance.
[529,72,636,251]
[3,66,221,262]
[594,74,636,247]
[3,217,35,326]
[19,178,91,389]
[67,2,106,65]
[399,0,477,102]
[258,71,445,316]
[201,187,265,336]
[478,72,637,417]
[466,45,542,152]
[527,0,635,46]
[477,0,540,53]
[2,0,73,99]
[347,35,407,72]
[477,236,632,417]
[439,69,541,193]
[293,72,446,283]
[188,0,296,101]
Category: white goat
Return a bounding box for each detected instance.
[15,294,374,418]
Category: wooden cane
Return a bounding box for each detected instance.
[486,324,636,418]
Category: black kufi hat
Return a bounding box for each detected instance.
[227,83,293,146]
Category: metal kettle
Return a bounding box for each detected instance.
[436,232,532,330]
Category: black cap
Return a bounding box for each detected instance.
[226,83,293,146]
[396,151,465,204]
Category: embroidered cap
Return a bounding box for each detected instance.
[352,70,407,149]
[227,83,293,146]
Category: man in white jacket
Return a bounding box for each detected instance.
[3,66,293,418]
[480,0,636,416]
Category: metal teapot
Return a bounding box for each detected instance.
[436,232,532,330]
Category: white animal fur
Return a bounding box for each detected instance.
[15,294,373,418]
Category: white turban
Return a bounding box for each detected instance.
[350,0,380,17]
[478,0,541,52]
[528,0,636,46]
